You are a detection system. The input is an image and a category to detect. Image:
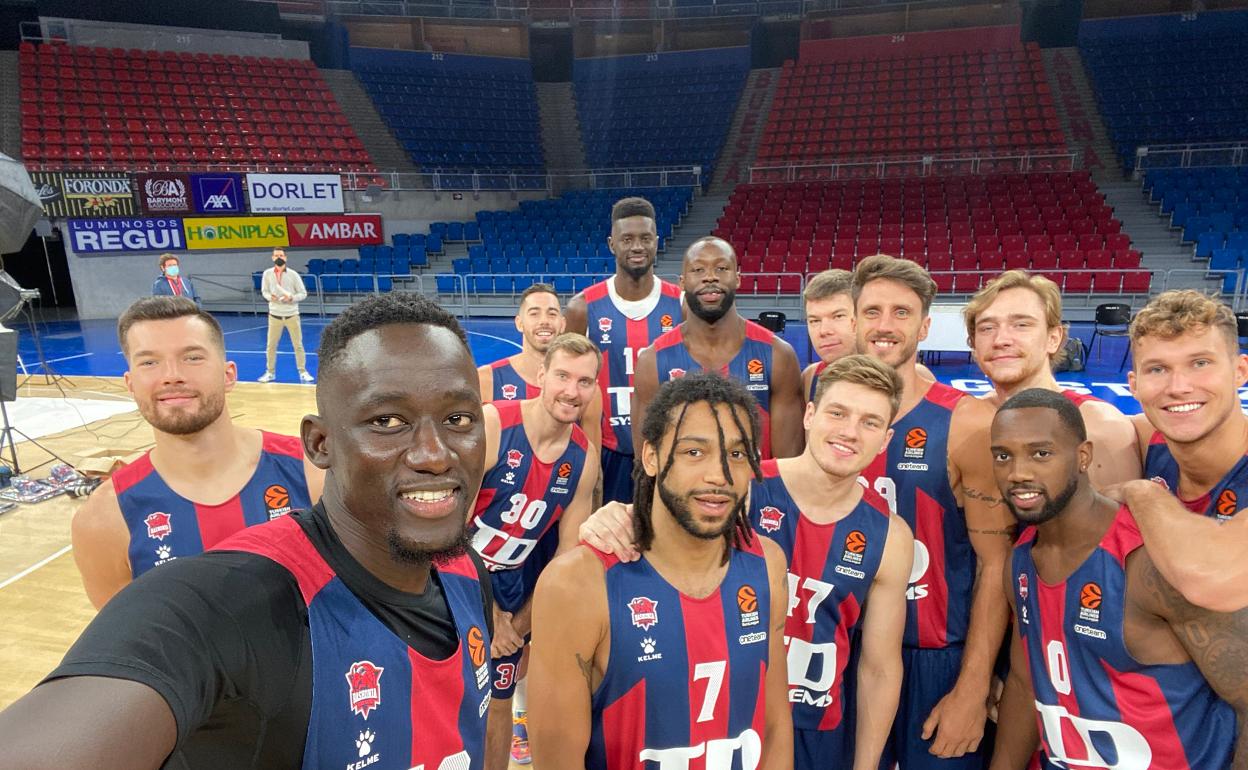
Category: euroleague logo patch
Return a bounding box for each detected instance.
[1078,581,1102,623]
[1216,489,1238,519]
[555,461,573,486]
[467,625,490,690]
[747,358,765,382]
[345,660,384,720]
[843,529,866,564]
[903,427,927,459]
[659,313,674,332]
[264,484,292,519]
[737,584,760,627]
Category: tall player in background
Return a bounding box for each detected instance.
[566,196,684,503]
[633,236,805,460]
[852,254,1013,769]
[962,270,1141,487]
[801,270,858,401]
[989,389,1247,769]
[527,374,792,770]
[72,297,322,609]
[471,334,600,770]
[480,283,601,449]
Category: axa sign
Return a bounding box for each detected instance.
[245,173,344,214]
[67,218,184,254]
[190,174,245,215]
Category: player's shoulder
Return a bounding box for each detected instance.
[259,430,303,458]
[538,545,608,602]
[72,477,125,534]
[950,387,995,426]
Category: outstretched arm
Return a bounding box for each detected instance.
[630,346,659,457]
[852,515,912,770]
[767,339,805,459]
[557,449,601,556]
[1081,402,1142,488]
[988,605,1042,769]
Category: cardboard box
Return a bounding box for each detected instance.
[75,448,146,477]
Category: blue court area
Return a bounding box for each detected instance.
[12,312,1152,414]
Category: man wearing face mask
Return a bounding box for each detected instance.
[151,254,200,306]
[259,248,313,384]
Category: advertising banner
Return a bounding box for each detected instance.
[30,172,135,218]
[67,218,185,254]
[136,173,192,214]
[189,173,245,215]
[183,217,288,250]
[245,173,344,214]
[286,214,384,247]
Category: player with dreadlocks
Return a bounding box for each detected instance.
[526,373,793,770]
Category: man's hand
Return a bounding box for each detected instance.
[1098,478,1162,504]
[491,607,524,658]
[578,501,638,561]
[921,683,989,758]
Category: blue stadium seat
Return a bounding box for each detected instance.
[324,259,342,274]
[321,276,340,292]
[427,234,443,254]
[436,274,459,293]
[448,222,464,241]
[252,272,263,291]
[1196,231,1224,259]
[552,275,574,293]
[473,275,493,294]
[452,258,470,275]
[301,274,317,293]
[394,256,412,274]
[464,222,481,241]
[307,259,325,275]
[377,275,393,292]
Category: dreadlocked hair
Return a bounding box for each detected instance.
[632,373,763,564]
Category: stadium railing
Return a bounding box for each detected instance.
[1132,141,1248,178]
[749,151,1081,184]
[341,165,703,192]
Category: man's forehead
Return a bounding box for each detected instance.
[858,278,920,306]
[809,294,852,312]
[672,401,748,435]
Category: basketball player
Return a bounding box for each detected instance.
[527,373,793,770]
[71,296,323,609]
[633,236,805,460]
[0,293,495,769]
[852,254,1014,768]
[473,333,601,770]
[963,270,1141,487]
[565,196,684,504]
[988,388,1247,769]
[1102,289,1248,613]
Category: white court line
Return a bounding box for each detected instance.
[226,349,319,356]
[222,324,270,336]
[26,352,94,366]
[0,544,72,590]
[467,331,522,351]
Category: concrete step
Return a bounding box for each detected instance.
[711,68,780,194]
[664,194,730,257]
[536,82,586,173]
[1041,47,1123,181]
[320,69,419,173]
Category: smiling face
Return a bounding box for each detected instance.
[123,315,234,436]
[609,215,658,280]
[1129,326,1248,446]
[855,277,930,369]
[308,324,486,565]
[807,293,856,364]
[644,401,753,540]
[516,291,564,354]
[682,242,740,324]
[991,407,1088,526]
[970,287,1063,388]
[805,380,893,479]
[538,349,600,425]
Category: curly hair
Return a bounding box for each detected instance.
[633,373,763,563]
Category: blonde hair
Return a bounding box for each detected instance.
[542,333,602,373]
[964,270,1068,363]
[813,353,903,420]
[1130,290,1238,352]
[804,269,853,305]
[852,254,937,315]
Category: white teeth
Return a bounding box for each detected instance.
[874,340,897,347]
[1014,492,1040,501]
[1165,403,1202,413]
[401,490,453,502]
[831,443,854,453]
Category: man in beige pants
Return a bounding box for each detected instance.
[258,248,314,383]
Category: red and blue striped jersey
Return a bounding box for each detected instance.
[860,381,970,649]
[114,431,311,578]
[470,400,590,613]
[652,320,778,460]
[587,540,772,770]
[1012,506,1236,770]
[489,358,540,402]
[807,361,830,404]
[584,279,683,455]
[217,515,491,770]
[1060,389,1102,408]
[1144,430,1248,521]
[750,459,891,732]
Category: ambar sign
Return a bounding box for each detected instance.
[287,214,384,247]
[183,216,289,250]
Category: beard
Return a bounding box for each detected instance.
[140,389,226,435]
[386,526,471,567]
[617,253,654,281]
[1007,475,1079,526]
[687,288,736,324]
[657,471,741,541]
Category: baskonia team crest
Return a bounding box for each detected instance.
[501,383,519,400]
[668,368,687,379]
[628,596,658,630]
[598,317,612,343]
[345,661,384,720]
[145,511,172,540]
[758,506,784,533]
[506,449,524,469]
[1017,573,1028,600]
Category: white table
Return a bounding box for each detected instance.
[919,303,972,353]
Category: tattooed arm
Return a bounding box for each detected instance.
[528,546,610,770]
[1134,550,1248,768]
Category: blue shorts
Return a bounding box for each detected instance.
[795,727,850,770]
[601,447,634,504]
[879,645,986,770]
[491,643,526,699]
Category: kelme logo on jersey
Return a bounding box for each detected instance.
[345,661,384,720]
[659,314,674,332]
[145,511,172,540]
[1216,488,1238,518]
[668,368,687,379]
[747,358,765,382]
[903,428,927,459]
[758,505,784,532]
[264,484,291,519]
[843,530,866,564]
[556,462,572,485]
[501,383,519,400]
[1078,582,1102,623]
[506,449,524,469]
[737,585,760,627]
[467,625,490,690]
[628,596,658,630]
